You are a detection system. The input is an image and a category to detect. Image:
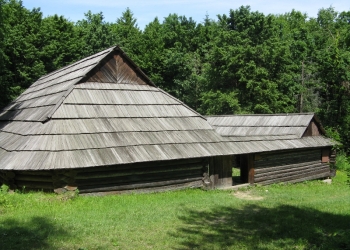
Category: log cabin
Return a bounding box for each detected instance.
[0,46,233,194]
[207,114,335,187]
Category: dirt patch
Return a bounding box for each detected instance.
[233,191,264,201]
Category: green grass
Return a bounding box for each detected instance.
[1,172,349,250]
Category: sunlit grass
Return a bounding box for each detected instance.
[1,172,349,250]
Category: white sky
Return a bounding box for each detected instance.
[21,0,350,30]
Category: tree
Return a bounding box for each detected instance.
[75,11,115,57]
[0,0,8,108]
[315,7,350,153]
[139,18,165,85]
[39,15,83,72]
[2,0,45,103]
[205,6,296,114]
[112,8,142,63]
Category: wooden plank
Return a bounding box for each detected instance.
[255,168,330,184]
[322,148,330,163]
[255,161,322,174]
[77,158,206,173]
[78,176,203,193]
[255,150,320,168]
[80,180,203,195]
[257,171,330,185]
[15,174,53,183]
[75,170,203,186]
[248,154,254,184]
[85,53,148,85]
[15,181,54,190]
[76,163,204,180]
[209,155,233,188]
[254,165,329,182]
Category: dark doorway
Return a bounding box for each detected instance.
[233,155,249,185]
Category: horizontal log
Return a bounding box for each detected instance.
[258,172,330,185]
[80,180,203,195]
[15,174,53,183]
[15,181,54,190]
[78,176,203,193]
[16,170,52,176]
[255,161,324,175]
[255,153,320,168]
[254,165,329,182]
[79,158,207,173]
[75,163,204,180]
[255,168,330,185]
[258,149,320,160]
[259,149,320,158]
[257,149,319,158]
[76,170,203,186]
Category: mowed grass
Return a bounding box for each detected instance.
[0,172,349,250]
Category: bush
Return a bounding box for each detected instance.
[336,153,350,171]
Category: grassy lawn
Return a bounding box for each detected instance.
[0,172,349,250]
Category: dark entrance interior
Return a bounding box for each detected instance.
[232,155,249,185]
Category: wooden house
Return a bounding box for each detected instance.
[0,46,232,194]
[206,114,335,187]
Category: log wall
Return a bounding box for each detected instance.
[253,148,331,185]
[0,158,209,194]
[209,155,233,188]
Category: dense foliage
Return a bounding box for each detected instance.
[0,1,349,152]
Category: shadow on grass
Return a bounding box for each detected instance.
[171,204,350,250]
[0,216,68,250]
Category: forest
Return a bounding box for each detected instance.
[0,0,349,153]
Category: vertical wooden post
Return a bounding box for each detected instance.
[321,148,330,163]
[248,154,255,184]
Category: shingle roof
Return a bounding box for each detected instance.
[206,114,333,153]
[0,46,230,170]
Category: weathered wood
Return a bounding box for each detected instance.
[258,148,320,158]
[78,176,203,193]
[80,180,203,195]
[78,158,206,173]
[257,170,330,185]
[15,174,53,183]
[303,120,321,136]
[322,148,330,163]
[255,161,322,174]
[255,150,320,168]
[248,154,254,184]
[209,155,232,188]
[76,170,203,187]
[255,163,325,179]
[251,148,331,185]
[254,165,329,182]
[85,53,148,85]
[16,170,52,176]
[239,155,249,183]
[15,181,54,190]
[75,163,204,179]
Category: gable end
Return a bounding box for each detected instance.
[302,119,322,137]
[83,50,153,86]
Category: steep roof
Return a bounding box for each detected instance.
[0,46,229,170]
[206,113,333,153]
